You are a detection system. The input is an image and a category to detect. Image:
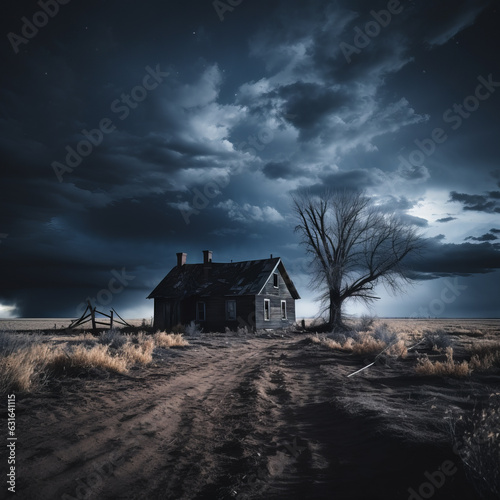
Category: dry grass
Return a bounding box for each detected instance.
[468,341,500,372]
[450,394,500,498]
[154,331,190,348]
[48,344,128,376]
[416,347,470,377]
[0,329,189,394]
[310,321,408,357]
[0,344,53,393]
[121,337,155,365]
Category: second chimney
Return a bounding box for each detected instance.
[203,250,213,264]
[176,252,187,267]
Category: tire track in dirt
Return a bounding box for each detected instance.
[16,338,282,499]
[14,334,482,499]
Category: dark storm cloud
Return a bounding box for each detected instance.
[449,191,500,213]
[399,214,428,228]
[436,217,457,223]
[1,0,499,317]
[299,169,386,195]
[465,233,498,242]
[262,161,303,180]
[407,239,500,280]
[271,82,347,140]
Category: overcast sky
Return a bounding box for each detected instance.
[1,0,499,320]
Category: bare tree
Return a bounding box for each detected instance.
[293,190,422,330]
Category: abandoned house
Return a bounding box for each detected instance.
[147,251,300,331]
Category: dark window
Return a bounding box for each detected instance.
[273,273,279,288]
[281,300,287,320]
[226,300,236,320]
[264,299,270,321]
[196,302,206,321]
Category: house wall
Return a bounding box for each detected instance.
[192,295,255,332]
[255,268,296,329]
[153,298,181,330]
[254,295,295,329]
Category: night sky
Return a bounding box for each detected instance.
[1,0,499,320]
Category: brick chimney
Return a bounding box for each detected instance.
[203,250,213,264]
[176,252,187,267]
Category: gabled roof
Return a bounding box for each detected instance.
[147,257,300,300]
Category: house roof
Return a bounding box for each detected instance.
[147,257,300,300]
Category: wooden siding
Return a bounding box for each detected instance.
[254,295,295,329]
[260,269,294,298]
[255,266,296,328]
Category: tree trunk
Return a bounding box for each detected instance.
[329,290,345,330]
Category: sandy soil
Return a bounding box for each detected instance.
[3,323,500,499]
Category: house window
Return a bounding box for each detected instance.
[273,273,279,288]
[264,299,271,321]
[281,300,287,320]
[226,300,236,320]
[196,301,206,321]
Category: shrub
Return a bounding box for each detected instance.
[451,396,500,499]
[373,323,396,344]
[416,347,470,377]
[357,314,376,331]
[171,323,185,334]
[98,329,127,349]
[424,329,453,351]
[185,320,202,336]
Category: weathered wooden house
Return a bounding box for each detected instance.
[147,251,300,331]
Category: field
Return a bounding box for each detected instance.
[0,318,499,499]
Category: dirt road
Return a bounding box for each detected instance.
[11,333,481,499]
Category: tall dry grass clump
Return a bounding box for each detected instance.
[121,337,155,365]
[416,347,470,377]
[0,329,189,394]
[154,331,189,348]
[48,344,128,376]
[468,341,500,372]
[0,343,53,393]
[309,321,408,358]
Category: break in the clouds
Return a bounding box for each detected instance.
[0,0,499,319]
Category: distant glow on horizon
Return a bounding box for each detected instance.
[0,304,18,318]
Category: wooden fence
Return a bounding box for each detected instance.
[68,301,132,332]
